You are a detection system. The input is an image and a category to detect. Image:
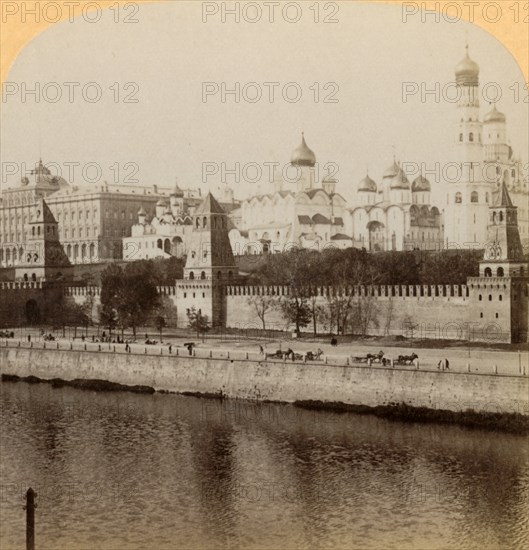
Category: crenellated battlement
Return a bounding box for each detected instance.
[63,286,101,296]
[225,284,470,299]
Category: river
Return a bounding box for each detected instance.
[1,381,528,550]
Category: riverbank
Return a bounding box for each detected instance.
[2,372,528,434]
[1,345,528,431]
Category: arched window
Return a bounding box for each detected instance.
[486,193,489,203]
[492,212,496,223]
[203,217,207,228]
[484,267,492,277]
[200,271,206,280]
[499,295,502,301]
[471,191,478,203]
[480,312,483,318]
[497,267,504,277]
[189,272,194,280]
[32,227,35,236]
[469,132,474,142]
[499,212,504,222]
[459,133,463,142]
[37,226,41,236]
[455,192,462,203]
[157,239,163,249]
[479,294,482,301]
[488,295,492,301]
[23,273,28,281]
[31,273,36,282]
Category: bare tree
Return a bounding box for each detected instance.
[248,294,277,331]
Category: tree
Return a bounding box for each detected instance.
[280,296,311,336]
[155,315,167,341]
[187,307,210,340]
[402,314,419,339]
[248,294,276,331]
[100,262,161,337]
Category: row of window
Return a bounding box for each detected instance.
[478,294,503,301]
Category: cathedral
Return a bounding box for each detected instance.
[228,133,352,254]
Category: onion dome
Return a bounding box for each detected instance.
[455,45,479,86]
[171,180,184,198]
[390,168,410,189]
[358,174,377,192]
[484,104,506,124]
[291,132,316,167]
[138,206,146,216]
[383,160,400,179]
[412,175,430,192]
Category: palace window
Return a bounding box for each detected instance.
[471,191,478,203]
[455,192,462,203]
[469,133,474,142]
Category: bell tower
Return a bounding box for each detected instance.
[444,46,491,247]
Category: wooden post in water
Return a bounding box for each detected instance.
[24,487,36,550]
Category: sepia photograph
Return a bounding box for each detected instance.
[0,1,528,549]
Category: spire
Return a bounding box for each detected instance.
[194,192,225,215]
[493,182,514,208]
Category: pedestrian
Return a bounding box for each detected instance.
[445,358,450,370]
[27,334,31,342]
[259,345,264,355]
[187,344,193,356]
[168,344,172,354]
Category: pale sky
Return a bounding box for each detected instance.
[1,1,528,206]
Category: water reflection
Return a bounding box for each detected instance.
[1,382,527,550]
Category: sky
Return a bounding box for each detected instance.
[1,1,528,206]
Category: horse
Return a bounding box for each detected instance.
[305,349,324,361]
[397,353,418,365]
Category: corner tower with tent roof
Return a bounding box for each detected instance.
[175,192,237,329]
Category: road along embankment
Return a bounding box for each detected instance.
[1,346,528,432]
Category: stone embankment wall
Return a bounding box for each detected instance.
[1,347,527,416]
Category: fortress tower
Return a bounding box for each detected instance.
[468,183,528,343]
[176,193,236,329]
[444,46,492,247]
[14,199,68,281]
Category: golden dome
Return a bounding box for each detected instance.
[455,46,479,86]
[358,174,377,192]
[390,168,410,189]
[291,133,316,167]
[412,175,430,192]
[484,104,506,123]
[383,160,400,179]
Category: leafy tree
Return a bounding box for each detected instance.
[187,306,210,340]
[280,296,311,336]
[100,262,161,337]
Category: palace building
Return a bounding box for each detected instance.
[0,160,199,272]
